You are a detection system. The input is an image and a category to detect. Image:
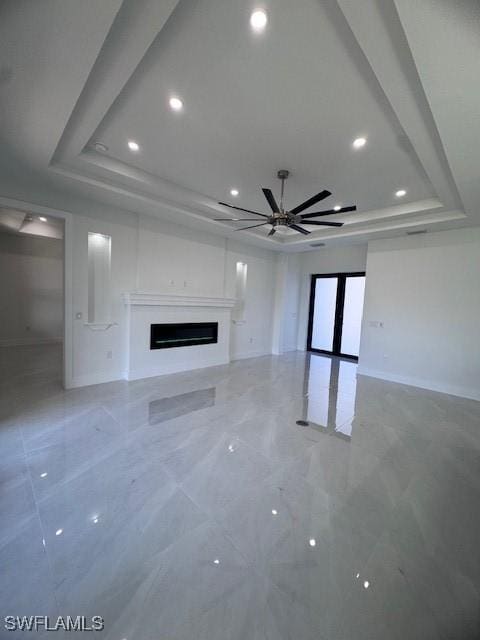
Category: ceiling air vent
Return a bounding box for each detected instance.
[93,142,109,153]
[310,242,326,248]
[406,229,427,236]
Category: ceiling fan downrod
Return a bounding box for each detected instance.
[277,169,289,213]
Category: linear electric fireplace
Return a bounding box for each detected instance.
[150,322,218,350]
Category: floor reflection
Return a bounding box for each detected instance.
[300,354,358,441]
[149,387,216,425]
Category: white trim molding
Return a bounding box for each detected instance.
[0,337,63,348]
[123,292,236,308]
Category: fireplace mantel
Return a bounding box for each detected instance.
[123,292,236,308]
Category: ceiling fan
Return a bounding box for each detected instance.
[215,170,356,236]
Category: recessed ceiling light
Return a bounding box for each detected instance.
[39,216,47,222]
[169,96,183,112]
[55,529,63,536]
[309,538,316,547]
[127,140,140,152]
[334,205,341,212]
[353,137,367,149]
[230,189,239,197]
[250,9,267,31]
[395,189,407,197]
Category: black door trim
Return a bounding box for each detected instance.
[306,272,366,361]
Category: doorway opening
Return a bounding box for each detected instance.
[306,272,366,361]
[0,208,65,389]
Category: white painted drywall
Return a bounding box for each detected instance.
[296,245,368,350]
[225,239,276,360]
[0,233,63,345]
[281,254,302,352]
[67,207,276,386]
[71,209,137,387]
[358,228,480,400]
[271,254,302,355]
[137,216,227,297]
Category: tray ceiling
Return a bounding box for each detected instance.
[0,0,476,251]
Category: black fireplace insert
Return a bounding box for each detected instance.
[150,322,218,350]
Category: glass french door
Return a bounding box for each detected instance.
[307,272,366,360]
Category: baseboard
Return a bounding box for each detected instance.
[68,370,123,389]
[0,337,63,347]
[231,349,271,361]
[357,366,480,402]
[126,356,230,381]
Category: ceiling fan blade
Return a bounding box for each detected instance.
[300,205,356,219]
[300,220,344,227]
[235,223,269,231]
[289,224,311,235]
[214,218,262,221]
[268,227,276,236]
[290,190,331,215]
[218,202,268,218]
[262,188,280,213]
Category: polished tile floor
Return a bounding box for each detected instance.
[1,344,480,639]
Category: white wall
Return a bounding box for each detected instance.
[271,254,302,355]
[137,216,227,297]
[296,245,368,350]
[281,254,302,352]
[69,208,277,386]
[0,233,63,346]
[71,209,138,387]
[225,239,276,360]
[0,166,280,387]
[359,228,480,400]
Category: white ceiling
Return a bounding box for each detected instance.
[0,207,64,239]
[0,0,477,251]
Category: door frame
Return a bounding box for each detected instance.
[0,195,74,388]
[306,272,365,361]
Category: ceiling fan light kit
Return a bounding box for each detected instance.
[215,170,356,236]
